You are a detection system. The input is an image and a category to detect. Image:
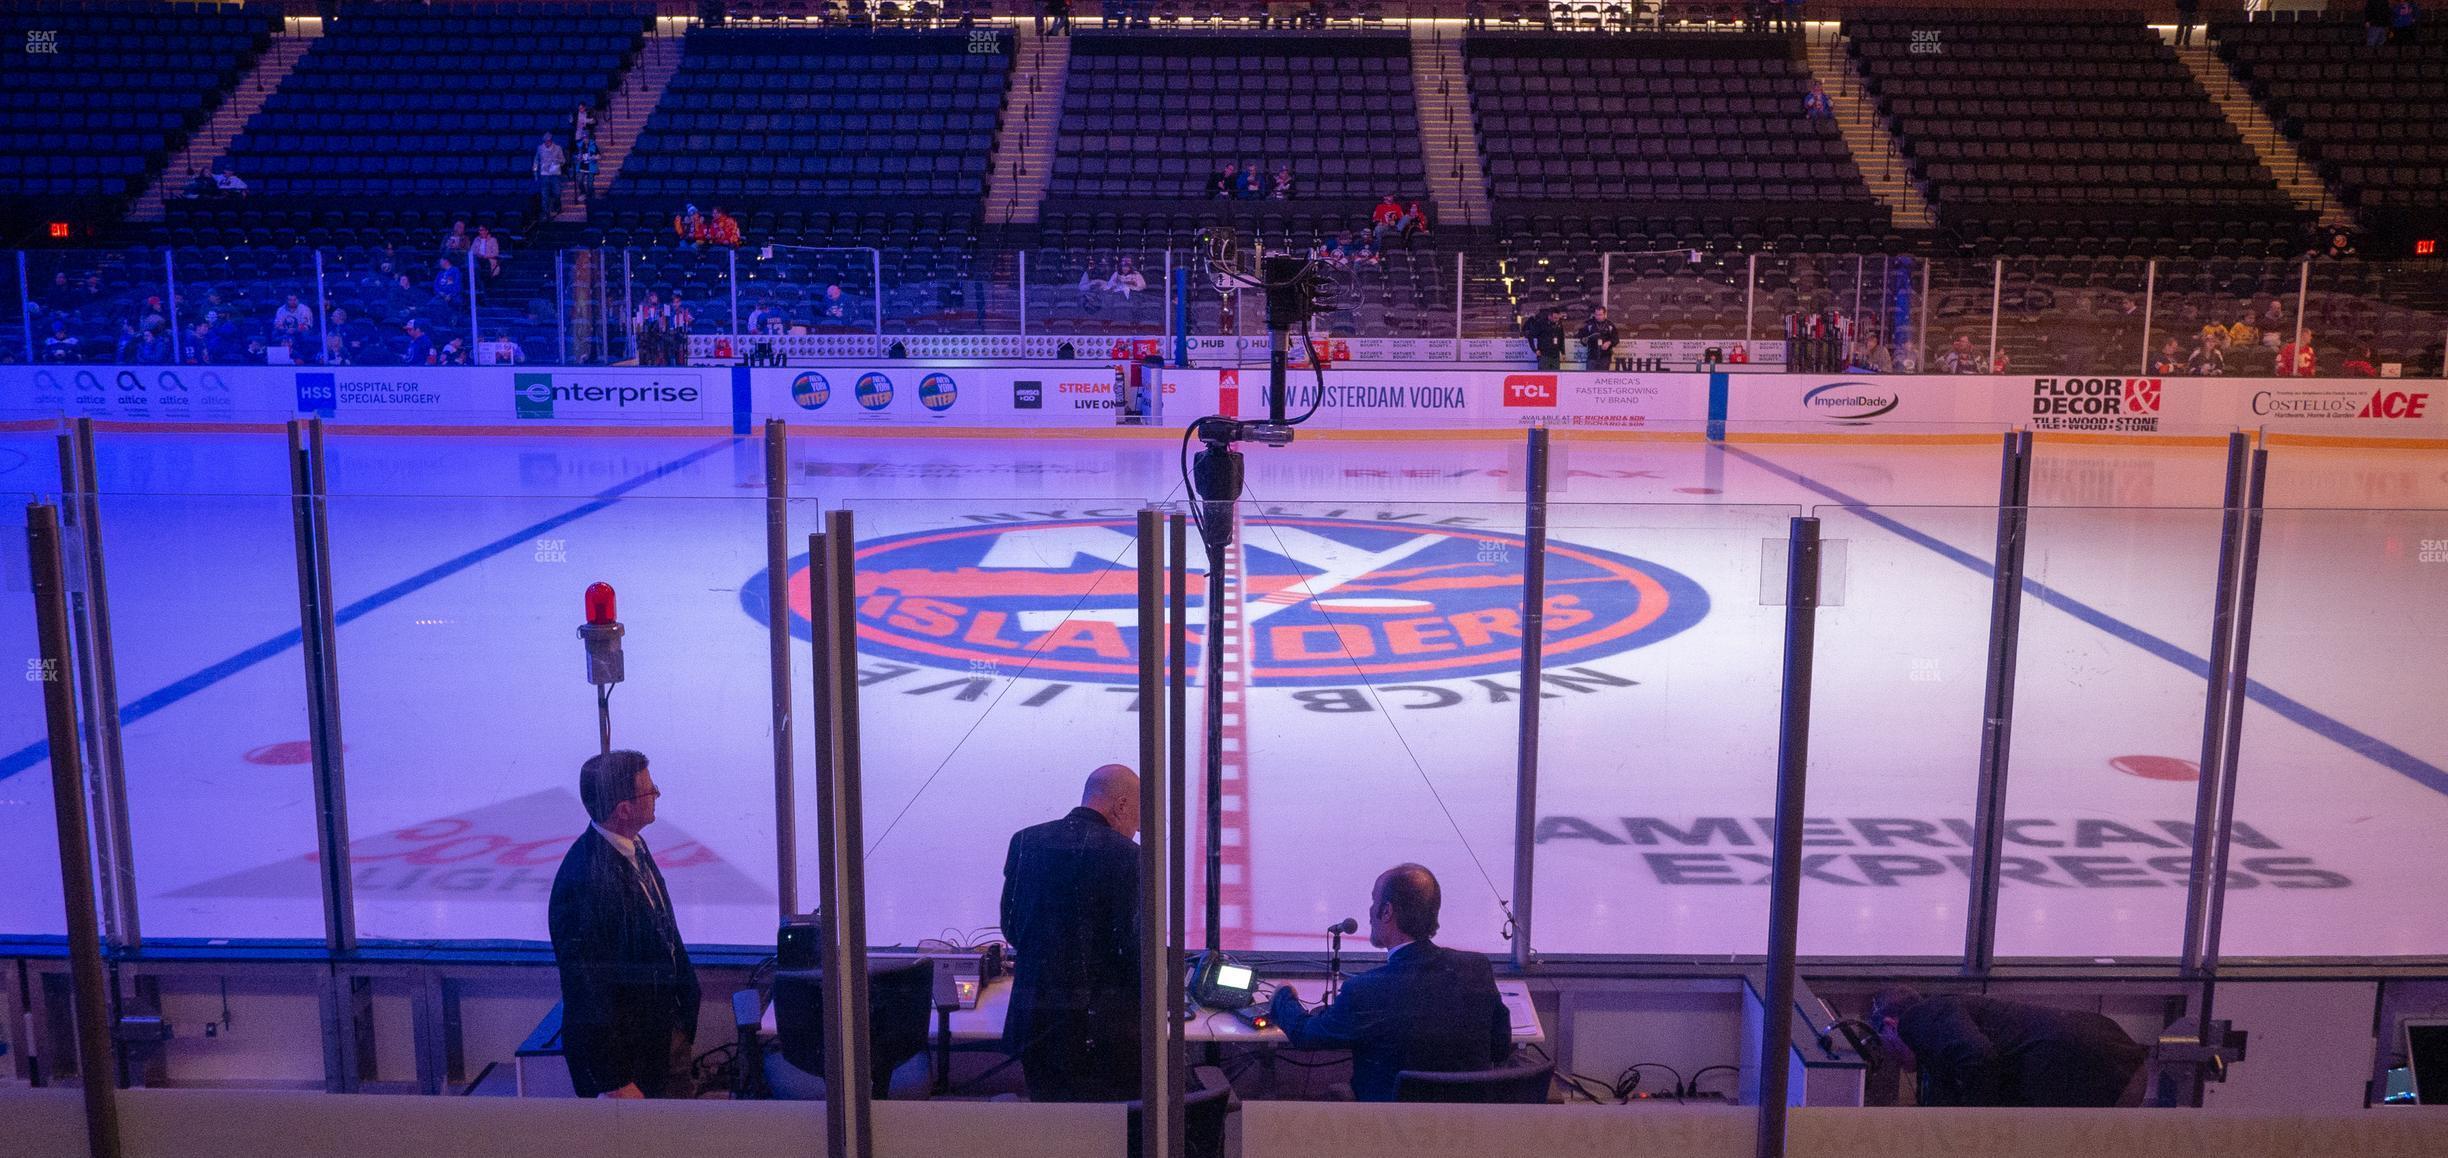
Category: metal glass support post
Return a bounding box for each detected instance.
[1962,430,2034,975]
[597,249,612,364]
[1167,514,1188,1041]
[1453,253,1465,355]
[2291,260,2310,368]
[466,252,481,348]
[1162,250,1174,347]
[1756,516,1822,1158]
[810,513,874,1158]
[2140,260,2159,374]
[17,252,35,362]
[1601,253,1612,315]
[2180,433,2253,986]
[315,252,332,370]
[1018,250,1029,336]
[164,251,184,365]
[25,504,123,1158]
[729,248,742,341]
[286,419,356,957]
[58,421,138,950]
[870,248,883,340]
[1509,426,1550,970]
[1917,259,1931,371]
[1987,257,2004,370]
[1135,508,1183,1158]
[2197,443,2270,1030]
[1744,254,1759,345]
[764,421,796,921]
[556,252,569,365]
[622,250,636,363]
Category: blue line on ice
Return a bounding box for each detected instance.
[1724,444,2448,798]
[0,438,736,782]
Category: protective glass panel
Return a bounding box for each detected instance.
[1994,257,2152,377]
[623,246,739,367]
[550,248,619,366]
[837,498,1172,953]
[97,490,321,940]
[1995,505,2233,962]
[319,244,450,369]
[1332,244,1454,340]
[1754,254,1899,374]
[24,249,166,366]
[2146,258,2302,379]
[170,246,332,369]
[0,436,64,934]
[326,489,780,946]
[2305,260,2448,379]
[1024,248,1168,339]
[2220,500,2448,958]
[1235,499,1522,956]
[1924,257,1997,376]
[1458,246,1525,343]
[1593,251,1746,352]
[739,245,881,342]
[1799,505,1997,960]
[1532,499,1796,957]
[3,253,29,365]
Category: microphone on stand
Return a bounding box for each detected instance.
[1326,918,1357,1003]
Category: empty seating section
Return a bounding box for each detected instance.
[0,1,277,231]
[1048,33,1424,202]
[1844,12,2300,251]
[2212,20,2448,233]
[1468,34,1877,215]
[213,3,649,226]
[613,29,1010,203]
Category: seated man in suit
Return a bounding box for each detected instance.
[1867,985,2146,1107]
[1268,863,1509,1101]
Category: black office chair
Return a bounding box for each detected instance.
[1124,1083,1235,1158]
[768,958,936,1100]
[1394,1060,1556,1104]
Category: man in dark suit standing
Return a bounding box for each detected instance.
[1867,986,2145,1107]
[549,750,700,1099]
[1000,764,1142,1101]
[1268,864,1510,1102]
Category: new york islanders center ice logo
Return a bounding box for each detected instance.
[743,516,1708,686]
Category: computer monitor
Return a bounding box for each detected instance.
[2405,1018,2448,1105]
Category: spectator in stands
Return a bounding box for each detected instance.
[113,321,143,363]
[2175,0,2199,48]
[1466,0,1487,31]
[1212,163,1240,199]
[2368,0,2396,46]
[274,293,315,337]
[183,321,213,365]
[2392,0,2421,45]
[205,311,246,365]
[634,292,667,366]
[441,220,471,259]
[1525,307,1566,371]
[1727,342,1751,365]
[2277,329,2317,376]
[1109,257,1147,298]
[403,318,434,366]
[2258,298,2288,336]
[1034,0,1049,34]
[1780,0,1805,34]
[2343,345,2380,376]
[2151,337,2184,376]
[182,168,215,201]
[211,167,248,197]
[1889,341,1919,374]
[490,333,526,366]
[534,133,568,215]
[1578,307,1619,371]
[2220,310,2259,351]
[2187,333,2226,376]
[441,337,472,366]
[1272,165,1295,200]
[1399,201,1430,241]
[136,295,167,335]
[1371,195,1405,244]
[1803,79,1834,120]
[822,284,848,321]
[1851,334,1893,374]
[674,205,707,250]
[433,258,464,306]
[41,321,77,363]
[324,332,352,366]
[1049,0,1071,36]
[471,227,503,280]
[667,293,697,359]
[574,132,601,203]
[573,100,596,145]
[1988,348,2012,375]
[707,207,742,248]
[1939,334,1980,374]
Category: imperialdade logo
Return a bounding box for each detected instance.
[741,514,1709,686]
[1802,381,1900,421]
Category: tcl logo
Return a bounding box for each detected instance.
[2359,390,2431,419]
[1502,375,1557,407]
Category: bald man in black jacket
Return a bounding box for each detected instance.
[1869,987,2145,1107]
[1001,764,1142,1101]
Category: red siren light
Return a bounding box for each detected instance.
[584,582,618,625]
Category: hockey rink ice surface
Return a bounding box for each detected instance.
[1,424,2444,963]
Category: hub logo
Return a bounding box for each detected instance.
[1801,382,1899,421]
[1503,374,1558,407]
[1014,380,1043,409]
[918,373,959,413]
[296,371,336,416]
[855,372,894,411]
[790,371,831,410]
[741,516,1709,686]
[2360,390,2430,419]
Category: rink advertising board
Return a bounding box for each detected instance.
[5,364,2442,437]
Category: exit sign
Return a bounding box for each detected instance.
[47,221,69,239]
[2417,239,2438,257]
